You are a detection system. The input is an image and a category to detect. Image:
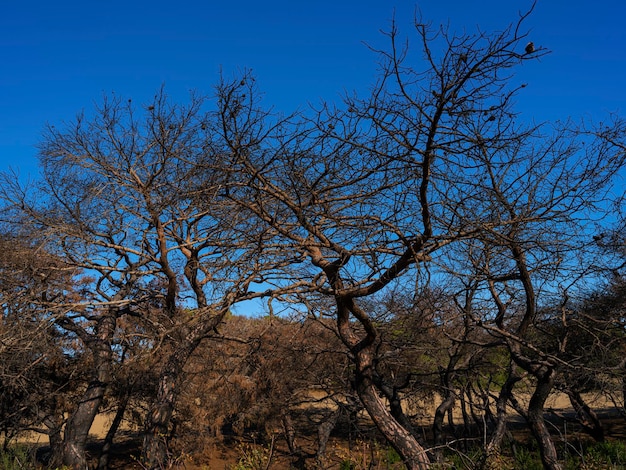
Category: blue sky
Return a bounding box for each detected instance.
[1,1,625,178]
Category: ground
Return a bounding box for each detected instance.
[19,393,626,469]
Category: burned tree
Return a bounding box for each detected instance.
[1,90,303,469]
[218,10,624,470]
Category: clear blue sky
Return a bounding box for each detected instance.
[1,1,625,177]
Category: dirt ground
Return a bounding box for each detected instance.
[21,392,626,469]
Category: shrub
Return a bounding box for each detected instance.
[0,445,38,470]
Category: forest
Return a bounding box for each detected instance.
[0,9,625,470]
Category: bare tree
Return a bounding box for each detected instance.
[0,88,310,469]
[216,9,625,469]
[0,6,623,469]
[0,233,76,450]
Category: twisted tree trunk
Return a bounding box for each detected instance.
[60,313,116,470]
[527,369,562,470]
[354,345,431,470]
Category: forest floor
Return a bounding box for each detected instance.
[23,393,626,469]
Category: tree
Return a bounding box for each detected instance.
[1,7,623,469]
[217,10,625,470]
[1,88,308,469]
[0,233,76,450]
[2,111,155,468]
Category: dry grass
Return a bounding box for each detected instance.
[13,392,623,469]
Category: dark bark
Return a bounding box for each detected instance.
[622,375,626,417]
[141,314,222,468]
[44,413,65,468]
[482,363,521,467]
[318,265,432,469]
[565,389,604,442]
[388,386,420,441]
[433,352,467,447]
[97,392,130,470]
[459,390,471,439]
[378,380,421,442]
[527,369,562,470]
[60,313,116,470]
[141,338,199,469]
[315,408,340,465]
[331,292,431,469]
[433,389,456,447]
[282,413,306,469]
[447,407,456,436]
[282,413,298,455]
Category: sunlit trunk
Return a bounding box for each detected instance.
[355,346,431,470]
[62,380,107,469]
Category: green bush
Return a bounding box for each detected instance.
[0,445,38,470]
[384,447,403,466]
[340,459,357,470]
[568,440,626,469]
[512,447,543,470]
[229,443,270,470]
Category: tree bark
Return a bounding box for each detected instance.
[60,314,116,469]
[333,293,431,470]
[142,351,188,468]
[433,354,471,449]
[316,408,340,465]
[282,412,298,455]
[356,379,430,469]
[44,412,65,468]
[282,412,306,469]
[97,391,130,470]
[62,381,107,469]
[141,328,208,468]
[483,363,520,467]
[433,390,456,447]
[354,345,430,470]
[527,369,562,470]
[565,389,604,442]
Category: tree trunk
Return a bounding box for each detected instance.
[98,392,130,470]
[433,354,469,448]
[316,408,340,465]
[44,412,65,468]
[357,379,430,469]
[459,390,471,442]
[527,370,562,470]
[483,364,520,468]
[355,345,430,470]
[566,389,604,442]
[433,391,456,447]
[282,412,298,455]
[61,314,116,469]
[141,364,181,468]
[378,382,421,442]
[487,370,518,452]
[142,334,204,468]
[62,379,108,469]
[389,387,421,441]
[282,413,306,469]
